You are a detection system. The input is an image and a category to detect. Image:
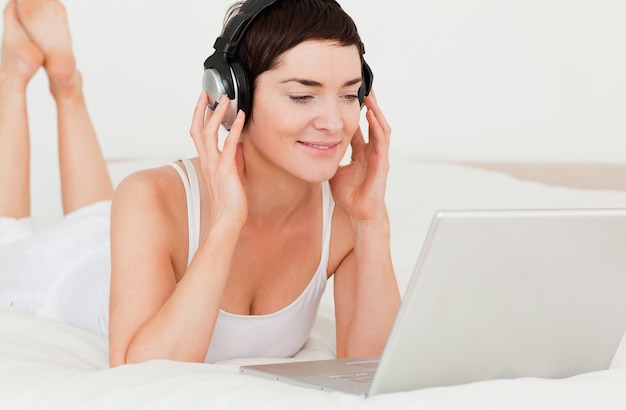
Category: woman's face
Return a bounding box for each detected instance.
[244,40,363,183]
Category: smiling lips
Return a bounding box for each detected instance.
[300,142,335,150]
[297,141,340,157]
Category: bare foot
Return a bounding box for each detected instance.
[15,0,78,95]
[0,0,44,87]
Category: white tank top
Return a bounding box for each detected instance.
[169,159,333,363]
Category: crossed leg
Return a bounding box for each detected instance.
[0,0,112,219]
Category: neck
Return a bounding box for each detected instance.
[241,145,319,227]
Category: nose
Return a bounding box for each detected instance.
[312,99,343,134]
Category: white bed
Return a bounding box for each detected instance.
[2,155,626,409]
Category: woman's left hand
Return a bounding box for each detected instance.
[330,89,391,222]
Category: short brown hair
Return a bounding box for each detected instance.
[223,0,365,118]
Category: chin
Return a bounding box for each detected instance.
[296,164,340,183]
[314,168,341,183]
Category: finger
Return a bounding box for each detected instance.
[365,108,389,156]
[190,92,209,135]
[190,92,210,153]
[204,95,231,134]
[190,93,229,166]
[202,96,232,166]
[352,125,366,147]
[350,126,367,161]
[363,100,390,154]
[364,89,391,137]
[235,140,245,179]
[368,87,379,105]
[222,110,245,159]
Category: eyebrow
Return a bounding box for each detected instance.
[281,77,363,87]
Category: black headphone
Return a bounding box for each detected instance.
[202,0,373,130]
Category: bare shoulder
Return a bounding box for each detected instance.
[112,164,186,219]
[114,164,180,202]
[110,164,190,274]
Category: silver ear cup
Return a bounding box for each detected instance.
[202,67,239,130]
[202,68,225,110]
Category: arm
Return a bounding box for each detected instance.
[108,171,241,365]
[333,211,400,357]
[108,95,246,366]
[330,90,401,357]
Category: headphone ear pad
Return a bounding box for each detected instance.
[358,61,374,106]
[230,58,251,120]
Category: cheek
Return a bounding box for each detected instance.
[343,108,362,137]
[251,96,296,128]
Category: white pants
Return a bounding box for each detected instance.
[0,201,111,336]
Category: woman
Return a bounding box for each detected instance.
[0,0,401,367]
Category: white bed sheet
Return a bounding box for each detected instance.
[2,157,626,409]
[2,305,626,410]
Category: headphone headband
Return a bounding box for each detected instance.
[214,0,281,55]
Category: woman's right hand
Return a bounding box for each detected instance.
[190,93,247,230]
[109,94,247,366]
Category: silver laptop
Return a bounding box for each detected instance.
[240,208,626,397]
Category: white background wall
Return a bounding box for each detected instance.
[1,0,625,223]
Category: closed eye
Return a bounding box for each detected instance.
[290,95,313,104]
